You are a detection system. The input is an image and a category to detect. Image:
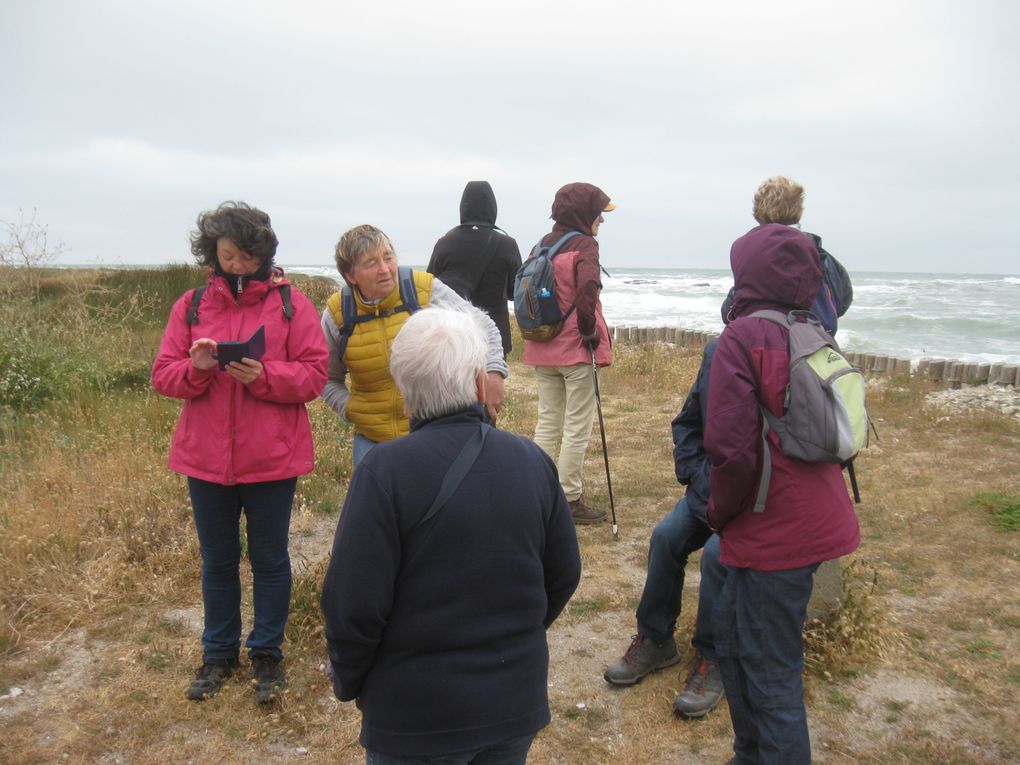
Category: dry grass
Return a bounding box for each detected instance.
[2,272,1019,763]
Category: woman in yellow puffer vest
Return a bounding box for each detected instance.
[320,224,509,466]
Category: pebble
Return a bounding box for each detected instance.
[925,384,1020,420]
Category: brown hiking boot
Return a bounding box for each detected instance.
[604,633,681,685]
[569,496,607,525]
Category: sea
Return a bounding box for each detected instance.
[290,266,1020,366]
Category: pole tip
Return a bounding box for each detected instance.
[612,524,619,540]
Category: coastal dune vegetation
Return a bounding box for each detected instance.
[0,264,1018,764]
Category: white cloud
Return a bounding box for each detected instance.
[0,0,1016,273]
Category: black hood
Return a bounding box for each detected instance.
[460,181,497,226]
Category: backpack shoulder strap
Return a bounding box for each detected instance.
[336,287,359,359]
[747,308,790,514]
[397,266,420,313]
[278,284,293,320]
[528,230,583,260]
[185,285,208,325]
[753,408,774,513]
[546,230,583,258]
[748,308,789,326]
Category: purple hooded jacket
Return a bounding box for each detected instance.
[705,224,860,570]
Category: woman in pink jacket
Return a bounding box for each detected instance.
[152,202,328,705]
[522,183,614,526]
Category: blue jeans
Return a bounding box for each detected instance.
[713,564,818,765]
[365,733,536,765]
[635,496,713,645]
[188,477,296,662]
[693,534,725,661]
[353,433,378,467]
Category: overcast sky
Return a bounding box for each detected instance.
[2,0,1018,274]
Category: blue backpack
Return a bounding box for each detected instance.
[513,231,582,341]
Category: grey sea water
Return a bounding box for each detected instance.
[291,266,1020,366]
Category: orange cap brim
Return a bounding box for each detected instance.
[603,202,616,212]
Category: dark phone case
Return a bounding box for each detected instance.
[215,325,266,370]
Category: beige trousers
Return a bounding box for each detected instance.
[533,364,597,502]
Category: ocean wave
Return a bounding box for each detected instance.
[286,264,1020,364]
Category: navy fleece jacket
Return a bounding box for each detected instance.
[320,406,581,757]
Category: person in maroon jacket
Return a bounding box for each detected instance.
[704,223,860,765]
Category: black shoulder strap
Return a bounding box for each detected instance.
[279,284,293,320]
[186,283,292,324]
[336,287,358,359]
[417,422,491,528]
[185,285,208,325]
[460,229,498,302]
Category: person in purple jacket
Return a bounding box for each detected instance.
[705,223,860,765]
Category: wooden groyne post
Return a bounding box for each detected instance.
[609,325,1019,388]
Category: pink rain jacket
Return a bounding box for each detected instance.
[152,271,329,485]
[522,183,612,368]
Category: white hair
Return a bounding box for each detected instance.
[390,306,488,420]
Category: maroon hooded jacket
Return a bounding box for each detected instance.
[543,182,608,341]
[705,224,860,570]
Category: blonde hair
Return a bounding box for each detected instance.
[752,177,804,225]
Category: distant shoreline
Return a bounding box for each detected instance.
[31,264,1020,366]
[46,262,1020,279]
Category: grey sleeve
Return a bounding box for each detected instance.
[319,307,351,420]
[431,278,509,378]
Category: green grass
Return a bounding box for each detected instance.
[968,492,1020,531]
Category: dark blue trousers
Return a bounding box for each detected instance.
[188,477,296,662]
[693,533,726,660]
[713,564,818,765]
[635,496,713,646]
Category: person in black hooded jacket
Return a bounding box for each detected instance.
[428,181,523,356]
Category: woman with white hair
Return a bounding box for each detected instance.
[321,306,581,764]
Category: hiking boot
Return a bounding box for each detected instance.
[569,496,607,525]
[185,657,239,701]
[251,652,286,705]
[673,654,724,718]
[604,634,681,686]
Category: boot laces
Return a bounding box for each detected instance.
[684,658,711,695]
[622,634,647,667]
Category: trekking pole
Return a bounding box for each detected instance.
[591,349,619,540]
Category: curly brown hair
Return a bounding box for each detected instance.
[190,201,278,268]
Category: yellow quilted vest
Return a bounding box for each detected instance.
[325,270,433,442]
